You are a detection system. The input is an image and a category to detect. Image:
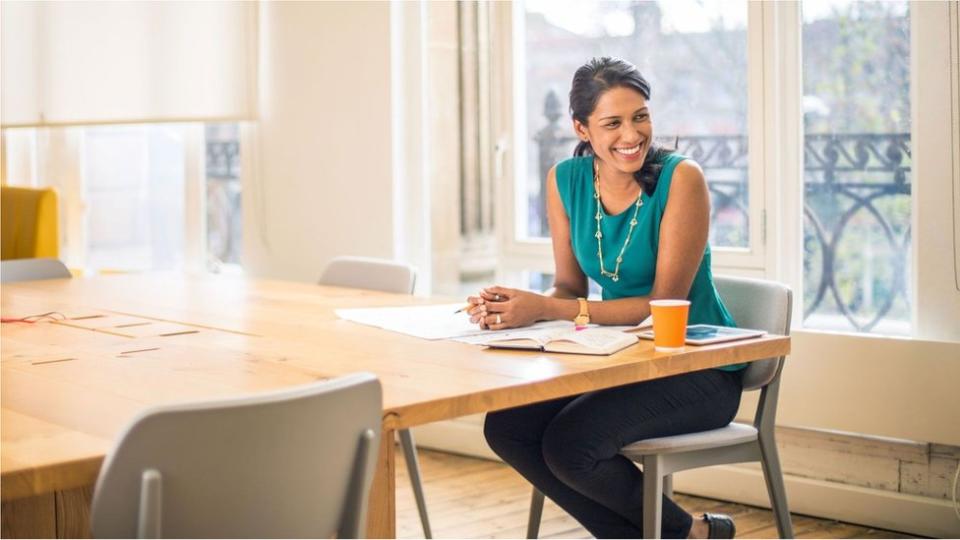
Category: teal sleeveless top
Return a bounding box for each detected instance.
[555,153,744,372]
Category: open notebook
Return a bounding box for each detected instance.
[475,326,639,355]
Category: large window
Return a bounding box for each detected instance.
[497,0,928,338]
[801,1,911,335]
[2,124,242,273]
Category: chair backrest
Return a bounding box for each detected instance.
[1,185,59,260]
[319,255,416,294]
[0,257,71,283]
[713,275,792,391]
[91,373,382,539]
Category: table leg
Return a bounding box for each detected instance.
[1,486,91,539]
[55,486,93,538]
[1,493,55,538]
[365,426,396,538]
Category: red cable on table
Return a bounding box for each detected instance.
[0,311,67,324]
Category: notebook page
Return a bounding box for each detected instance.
[553,328,636,348]
[455,324,573,346]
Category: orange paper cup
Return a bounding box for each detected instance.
[649,299,691,351]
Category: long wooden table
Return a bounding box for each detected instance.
[1,274,789,538]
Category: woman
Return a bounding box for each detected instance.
[466,57,743,539]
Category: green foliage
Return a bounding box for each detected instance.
[803,2,910,134]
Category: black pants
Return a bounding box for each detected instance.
[484,369,744,539]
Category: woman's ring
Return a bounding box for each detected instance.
[495,314,502,325]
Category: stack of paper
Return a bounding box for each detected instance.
[335,303,568,340]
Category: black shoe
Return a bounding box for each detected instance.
[703,513,736,539]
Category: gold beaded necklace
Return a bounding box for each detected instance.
[593,162,643,283]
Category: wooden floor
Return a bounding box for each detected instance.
[395,448,918,539]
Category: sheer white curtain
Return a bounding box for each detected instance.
[1,1,257,127]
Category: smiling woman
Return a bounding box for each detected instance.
[473,57,744,540]
[469,58,731,330]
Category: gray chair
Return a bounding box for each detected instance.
[527,275,794,539]
[91,372,382,539]
[320,255,417,295]
[0,257,71,283]
[319,255,433,538]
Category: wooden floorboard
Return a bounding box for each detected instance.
[395,448,921,539]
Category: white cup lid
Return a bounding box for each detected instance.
[649,299,690,307]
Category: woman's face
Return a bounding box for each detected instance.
[573,86,653,176]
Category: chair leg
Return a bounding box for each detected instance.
[757,435,794,538]
[642,455,663,539]
[137,469,163,539]
[663,473,673,498]
[527,488,545,539]
[399,429,433,538]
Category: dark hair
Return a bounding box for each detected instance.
[569,57,673,196]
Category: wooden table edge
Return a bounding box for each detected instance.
[384,335,791,429]
[1,457,104,502]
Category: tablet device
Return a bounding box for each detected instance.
[637,324,766,345]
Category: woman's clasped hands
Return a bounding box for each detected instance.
[466,287,546,330]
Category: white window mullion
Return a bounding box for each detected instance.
[501,0,538,265]
[712,0,773,272]
[389,0,433,295]
[62,128,85,270]
[181,125,207,274]
[38,127,86,270]
[490,1,551,284]
[952,0,960,296]
[911,0,960,341]
[760,0,804,327]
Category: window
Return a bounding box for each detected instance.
[490,0,942,338]
[2,123,242,273]
[82,125,187,272]
[801,1,911,335]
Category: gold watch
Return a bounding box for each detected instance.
[574,297,590,326]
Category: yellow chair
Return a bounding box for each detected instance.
[1,186,60,260]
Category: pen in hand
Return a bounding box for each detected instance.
[454,293,487,314]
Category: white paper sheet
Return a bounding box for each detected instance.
[336,303,568,340]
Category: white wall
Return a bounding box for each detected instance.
[244,2,396,282]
